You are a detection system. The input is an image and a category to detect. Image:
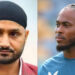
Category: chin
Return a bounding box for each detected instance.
[56,44,70,52]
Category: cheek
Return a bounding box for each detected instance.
[10,36,25,51]
[65,30,75,40]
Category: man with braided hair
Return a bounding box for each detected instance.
[39,4,75,75]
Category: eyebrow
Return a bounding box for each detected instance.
[56,20,71,24]
[56,20,59,22]
[56,21,60,24]
[0,28,21,32]
[9,29,20,32]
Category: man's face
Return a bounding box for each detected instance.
[0,20,29,64]
[55,8,75,51]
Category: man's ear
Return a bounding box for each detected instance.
[25,30,29,42]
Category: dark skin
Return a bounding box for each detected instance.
[55,8,75,59]
[0,20,29,75]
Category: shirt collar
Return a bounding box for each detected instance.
[19,58,22,75]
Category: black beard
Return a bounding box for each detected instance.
[0,38,25,64]
[57,45,70,51]
[0,49,23,64]
[56,38,75,52]
[0,45,25,65]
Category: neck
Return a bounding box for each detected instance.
[64,46,75,59]
[0,59,20,75]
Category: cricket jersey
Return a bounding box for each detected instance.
[38,52,75,75]
[19,58,37,75]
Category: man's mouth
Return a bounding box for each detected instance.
[56,36,65,42]
[56,37,64,41]
[0,50,9,53]
[0,50,13,54]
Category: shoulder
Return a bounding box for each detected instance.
[22,61,37,75]
[43,52,64,67]
[38,52,64,75]
[25,63,37,72]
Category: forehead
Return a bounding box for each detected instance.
[0,20,24,30]
[57,8,75,23]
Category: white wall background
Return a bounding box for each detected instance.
[1,0,37,66]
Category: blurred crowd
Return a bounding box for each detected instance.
[38,0,75,67]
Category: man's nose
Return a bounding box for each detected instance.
[0,34,10,47]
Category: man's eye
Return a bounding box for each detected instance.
[0,32,2,35]
[56,23,60,27]
[63,24,68,27]
[63,22,71,27]
[10,32,19,37]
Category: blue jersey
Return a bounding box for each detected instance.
[38,52,75,75]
